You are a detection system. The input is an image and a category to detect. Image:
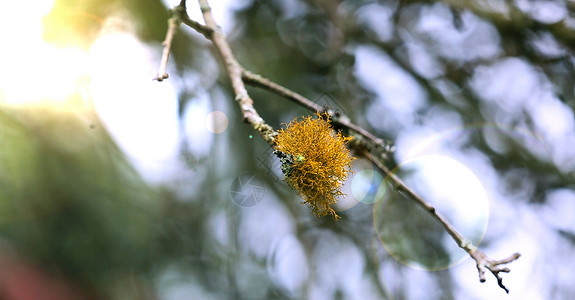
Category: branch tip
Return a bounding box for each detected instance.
[155,3,184,82]
[154,73,169,81]
[470,250,521,293]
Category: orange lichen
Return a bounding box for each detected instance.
[274,113,354,220]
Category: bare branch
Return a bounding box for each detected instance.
[361,148,468,246]
[154,2,184,81]
[168,0,521,293]
[196,0,275,145]
[155,1,214,81]
[363,147,520,293]
[241,69,394,159]
[470,250,521,293]
[238,31,521,294]
[241,70,323,112]
[179,13,213,39]
[154,16,178,81]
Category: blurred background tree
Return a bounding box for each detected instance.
[0,0,574,299]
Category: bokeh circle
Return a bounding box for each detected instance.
[351,169,386,204]
[206,111,228,134]
[374,155,489,271]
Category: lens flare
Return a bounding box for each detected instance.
[206,111,229,134]
[374,155,489,271]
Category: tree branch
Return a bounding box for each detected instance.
[241,69,324,112]
[179,6,213,38]
[241,69,394,160]
[154,0,214,81]
[157,0,521,293]
[241,65,522,292]
[153,3,181,81]
[362,148,520,293]
[196,0,276,145]
[470,250,521,293]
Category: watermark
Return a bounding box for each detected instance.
[229,173,266,207]
[313,91,348,115]
[256,146,283,184]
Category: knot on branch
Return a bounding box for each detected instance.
[470,250,521,293]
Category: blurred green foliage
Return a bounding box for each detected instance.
[43,0,168,47]
[0,104,163,298]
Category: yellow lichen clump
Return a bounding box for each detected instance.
[274,113,354,220]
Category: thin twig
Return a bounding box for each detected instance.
[154,1,184,81]
[470,250,521,293]
[241,70,323,112]
[361,148,469,248]
[196,0,275,145]
[179,11,213,39]
[154,0,214,81]
[363,148,520,293]
[242,69,394,158]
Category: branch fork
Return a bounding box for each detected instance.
[154,0,213,81]
[470,250,521,293]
